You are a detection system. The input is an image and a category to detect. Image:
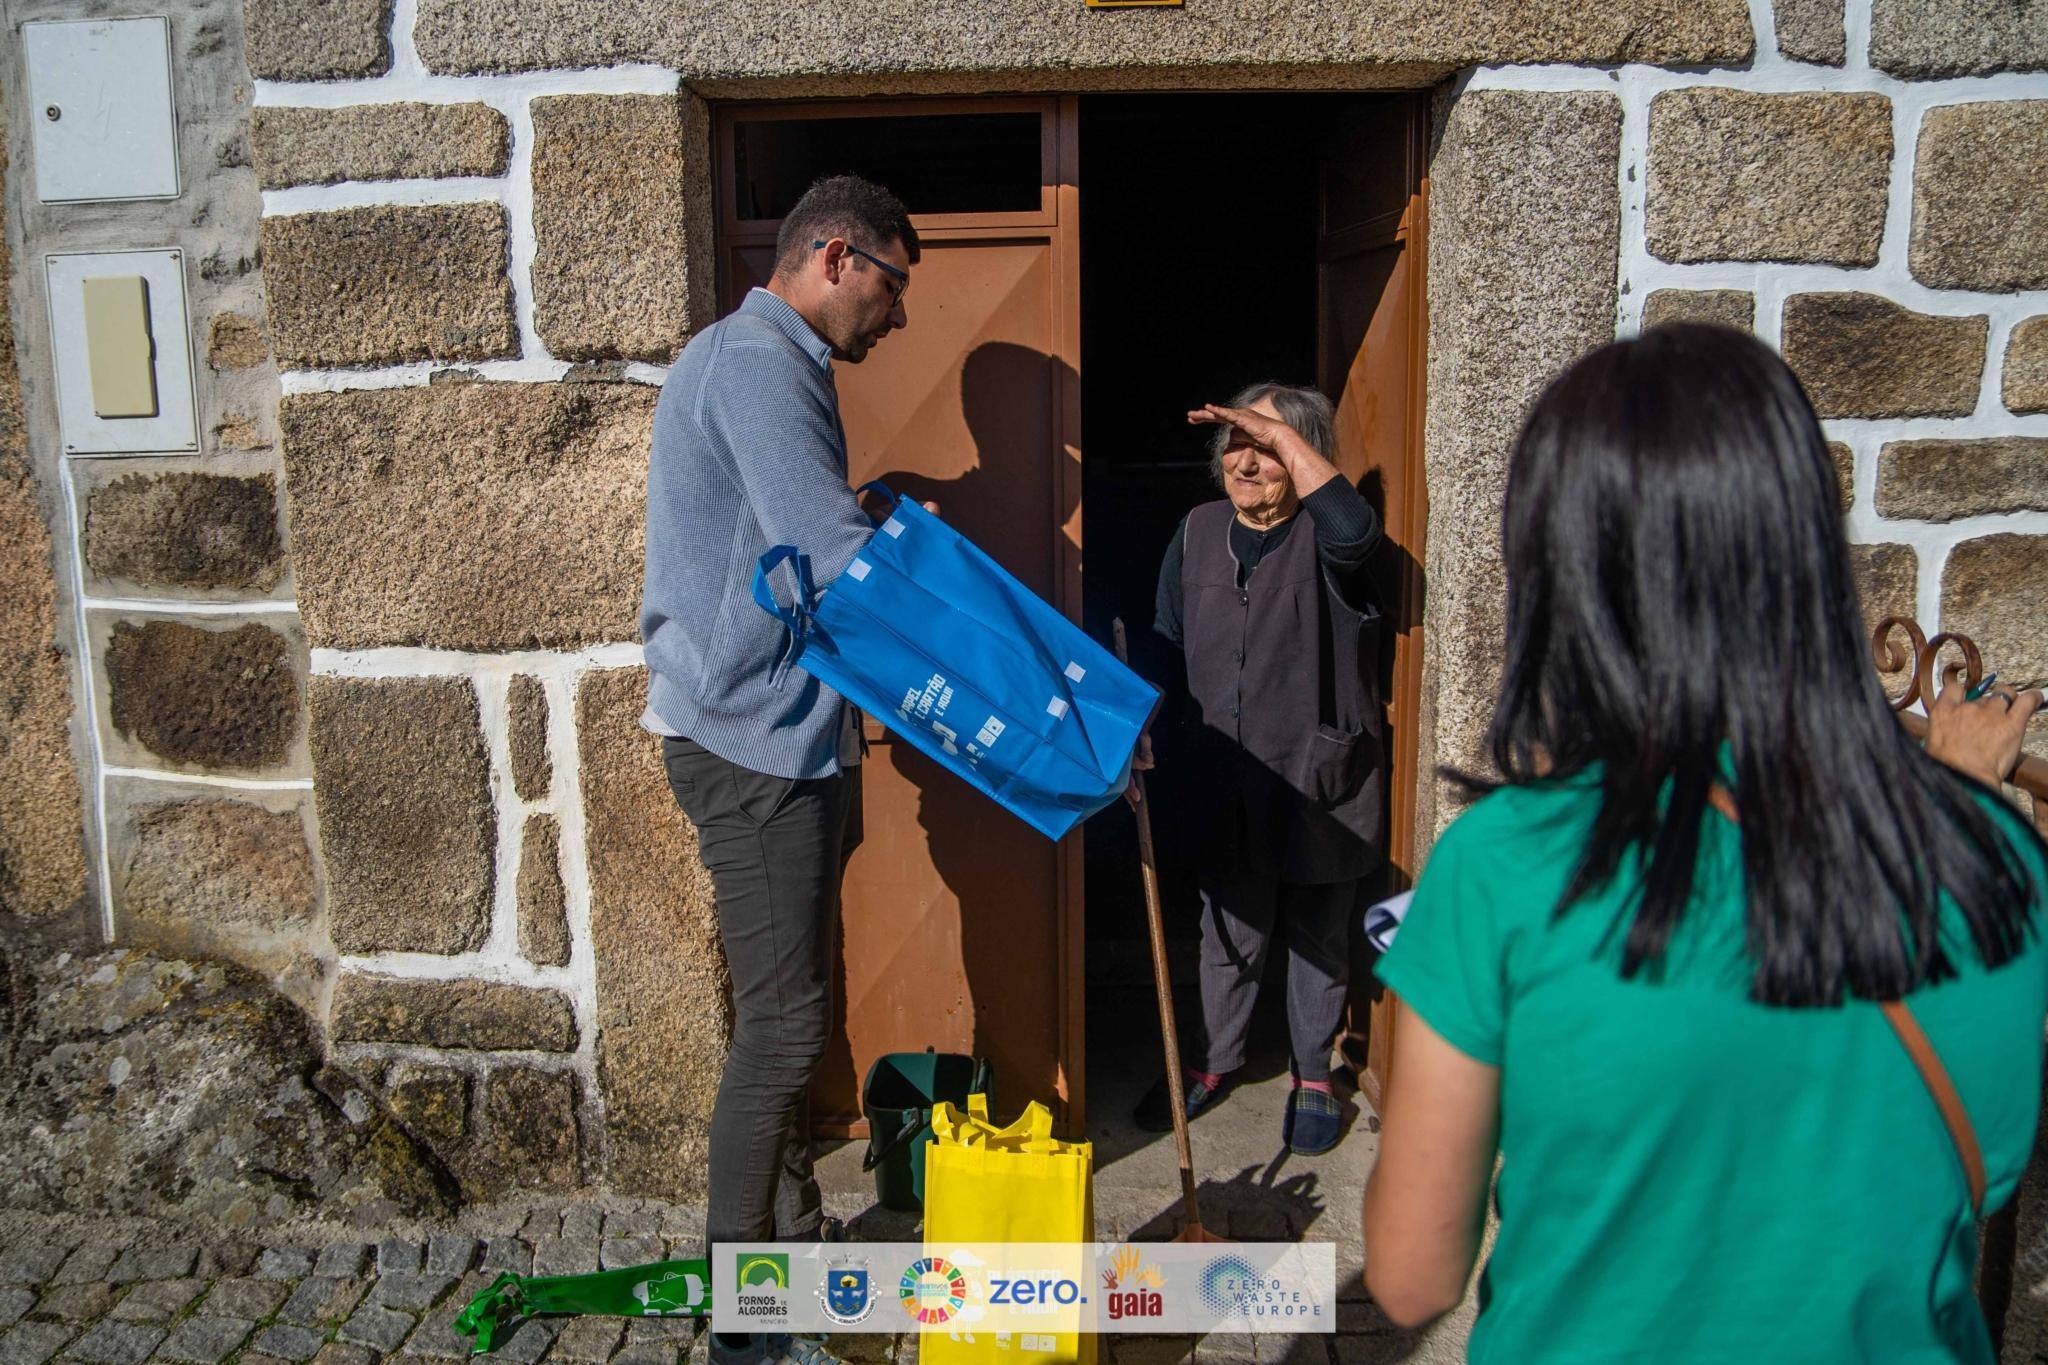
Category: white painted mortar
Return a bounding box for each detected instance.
[1468,0,2048,686]
[55,0,2048,1171]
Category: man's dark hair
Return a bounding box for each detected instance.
[772,175,920,279]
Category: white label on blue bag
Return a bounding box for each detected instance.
[1064,661,1087,683]
[1046,697,1069,720]
[976,718,1005,747]
[881,517,906,538]
[904,674,954,723]
[845,558,870,581]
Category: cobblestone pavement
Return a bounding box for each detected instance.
[0,1198,1410,1365]
[0,1044,1436,1363]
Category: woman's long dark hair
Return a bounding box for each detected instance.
[1488,323,2040,1006]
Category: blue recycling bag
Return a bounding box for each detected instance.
[751,484,1159,840]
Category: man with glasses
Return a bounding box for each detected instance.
[640,174,919,1365]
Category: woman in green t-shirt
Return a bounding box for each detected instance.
[1363,323,2047,1363]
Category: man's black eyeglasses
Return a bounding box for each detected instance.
[813,239,909,303]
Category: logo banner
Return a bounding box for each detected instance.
[712,1243,1335,1334]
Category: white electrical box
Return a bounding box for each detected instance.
[25,16,181,204]
[45,250,197,454]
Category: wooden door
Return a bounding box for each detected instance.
[1314,96,1431,1111]
[715,98,1085,1134]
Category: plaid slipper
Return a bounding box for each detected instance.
[1284,1085,1345,1155]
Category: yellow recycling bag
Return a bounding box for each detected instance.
[920,1094,1095,1365]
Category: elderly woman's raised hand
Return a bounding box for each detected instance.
[1189,402,1298,455]
[1189,401,1343,502]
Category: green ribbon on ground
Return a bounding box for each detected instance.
[451,1257,711,1355]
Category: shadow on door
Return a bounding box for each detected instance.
[822,339,1083,1127]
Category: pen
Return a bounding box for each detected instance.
[1965,676,2048,702]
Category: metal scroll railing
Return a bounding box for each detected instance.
[1873,614,2048,825]
[1872,616,2047,1353]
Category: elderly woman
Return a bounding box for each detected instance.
[1135,381,1385,1155]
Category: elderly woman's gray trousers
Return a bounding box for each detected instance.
[1188,875,1361,1083]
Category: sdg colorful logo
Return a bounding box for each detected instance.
[899,1257,968,1325]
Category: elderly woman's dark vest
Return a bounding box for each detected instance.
[1178,499,1385,884]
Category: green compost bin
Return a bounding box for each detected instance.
[861,1049,991,1212]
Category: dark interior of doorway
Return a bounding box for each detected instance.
[1079,92,1377,1134]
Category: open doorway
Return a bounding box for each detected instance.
[1078,91,1429,1153]
[709,90,1425,1143]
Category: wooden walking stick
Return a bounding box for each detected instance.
[1113,617,1228,1244]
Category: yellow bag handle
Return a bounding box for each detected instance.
[931,1097,980,1147]
[933,1093,1001,1147]
[1005,1101,1061,1153]
[932,1095,1073,1155]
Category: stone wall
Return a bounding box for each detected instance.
[242,35,709,1194]
[188,0,735,1202]
[6,0,2048,1348]
[5,0,2045,1242]
[401,0,1757,80]
[1419,22,2048,835]
[0,0,711,1201]
[1416,89,1622,839]
[0,86,87,923]
[3,0,327,1007]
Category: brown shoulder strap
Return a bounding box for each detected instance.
[1706,785,1986,1217]
[1880,999,1988,1218]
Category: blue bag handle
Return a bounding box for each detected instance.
[857,481,901,527]
[751,546,819,687]
[751,545,814,633]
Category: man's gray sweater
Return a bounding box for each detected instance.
[640,288,874,779]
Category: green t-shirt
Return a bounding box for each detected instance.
[1375,774,2048,1364]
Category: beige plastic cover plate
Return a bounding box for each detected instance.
[80,277,159,418]
[45,250,196,453]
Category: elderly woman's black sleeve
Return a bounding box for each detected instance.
[1302,478,1383,579]
[1152,514,1190,650]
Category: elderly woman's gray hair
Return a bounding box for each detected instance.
[1208,382,1338,489]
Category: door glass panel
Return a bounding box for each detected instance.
[733,112,1042,220]
[1318,102,1416,234]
